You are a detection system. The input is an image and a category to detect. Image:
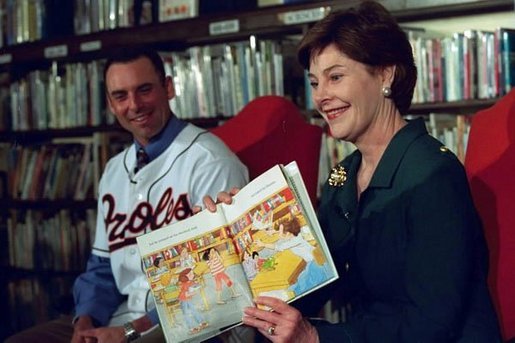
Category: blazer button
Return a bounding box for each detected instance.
[345,262,350,272]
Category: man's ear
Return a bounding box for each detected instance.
[106,93,116,116]
[165,75,175,100]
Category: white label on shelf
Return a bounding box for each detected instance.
[209,19,240,35]
[44,45,68,58]
[280,7,329,25]
[80,40,102,52]
[0,53,12,64]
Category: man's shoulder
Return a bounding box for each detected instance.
[175,124,236,159]
[102,145,132,175]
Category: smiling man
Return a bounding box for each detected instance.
[6,47,248,343]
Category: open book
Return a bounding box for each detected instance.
[136,161,338,343]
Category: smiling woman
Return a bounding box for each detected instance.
[236,1,502,342]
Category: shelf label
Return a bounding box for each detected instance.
[0,53,12,64]
[80,40,102,52]
[209,19,240,36]
[279,7,330,25]
[44,44,68,58]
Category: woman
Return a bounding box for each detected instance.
[205,1,500,342]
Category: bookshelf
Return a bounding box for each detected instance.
[1,0,514,339]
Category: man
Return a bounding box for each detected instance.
[7,46,248,343]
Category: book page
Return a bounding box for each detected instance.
[136,209,254,343]
[221,163,339,303]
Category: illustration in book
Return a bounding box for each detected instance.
[137,162,338,342]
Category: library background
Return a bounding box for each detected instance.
[0,0,514,340]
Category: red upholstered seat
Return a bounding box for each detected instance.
[464,90,515,341]
[211,95,323,205]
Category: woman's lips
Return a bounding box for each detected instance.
[325,106,348,120]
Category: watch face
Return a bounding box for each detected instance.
[123,322,140,341]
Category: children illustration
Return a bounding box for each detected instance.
[202,247,241,304]
[241,250,258,281]
[177,268,208,335]
[153,256,168,275]
[251,208,275,235]
[255,218,329,296]
[179,247,196,269]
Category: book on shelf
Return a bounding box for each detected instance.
[136,161,338,343]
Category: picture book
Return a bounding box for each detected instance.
[136,161,339,342]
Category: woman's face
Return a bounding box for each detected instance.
[308,44,385,144]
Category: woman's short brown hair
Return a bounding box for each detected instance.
[297,1,417,115]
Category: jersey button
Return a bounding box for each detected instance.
[137,193,143,200]
[130,248,137,255]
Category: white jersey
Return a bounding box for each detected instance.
[92,124,248,324]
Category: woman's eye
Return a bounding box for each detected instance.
[330,74,342,81]
[309,81,318,88]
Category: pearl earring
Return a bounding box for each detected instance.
[382,86,392,98]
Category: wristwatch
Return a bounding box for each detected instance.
[123,322,141,342]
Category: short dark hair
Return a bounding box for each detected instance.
[297,1,417,115]
[103,46,167,86]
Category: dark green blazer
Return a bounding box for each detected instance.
[311,118,500,342]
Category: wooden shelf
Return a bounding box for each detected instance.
[392,0,513,22]
[0,266,81,280]
[0,116,232,143]
[409,98,498,114]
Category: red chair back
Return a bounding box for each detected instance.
[464,90,515,341]
[211,95,323,205]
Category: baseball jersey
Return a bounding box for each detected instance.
[85,123,248,325]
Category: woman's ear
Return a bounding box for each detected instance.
[382,65,396,87]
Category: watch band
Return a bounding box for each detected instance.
[123,322,141,342]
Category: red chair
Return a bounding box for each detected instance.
[211,95,323,205]
[464,90,515,342]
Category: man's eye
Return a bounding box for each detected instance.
[113,95,126,101]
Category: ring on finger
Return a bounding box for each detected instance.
[267,325,276,336]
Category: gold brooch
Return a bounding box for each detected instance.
[328,165,347,187]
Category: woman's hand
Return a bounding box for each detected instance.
[193,187,241,214]
[243,296,319,343]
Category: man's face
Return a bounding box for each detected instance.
[105,56,175,146]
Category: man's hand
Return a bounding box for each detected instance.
[71,316,96,343]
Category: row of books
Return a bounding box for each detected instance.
[7,208,96,271]
[4,140,100,200]
[0,0,74,48]
[302,27,515,109]
[1,0,267,47]
[409,27,515,104]
[8,60,107,132]
[2,38,286,131]
[0,0,191,47]
[164,38,286,118]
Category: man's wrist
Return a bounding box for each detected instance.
[123,321,141,342]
